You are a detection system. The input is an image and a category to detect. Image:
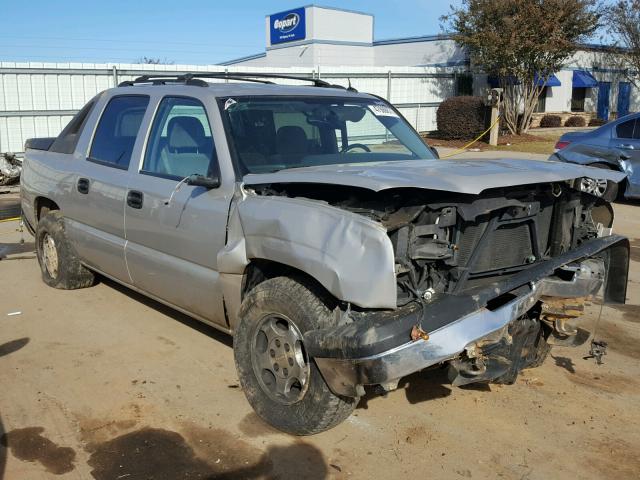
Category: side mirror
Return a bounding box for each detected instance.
[187,174,220,189]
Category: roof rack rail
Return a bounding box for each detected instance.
[118,72,355,91]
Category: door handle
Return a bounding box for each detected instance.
[77,178,90,194]
[127,190,144,209]
[618,144,635,150]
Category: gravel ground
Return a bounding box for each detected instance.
[0,202,638,480]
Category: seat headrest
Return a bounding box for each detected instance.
[168,116,205,150]
[276,126,308,156]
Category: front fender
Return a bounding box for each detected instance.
[218,193,397,310]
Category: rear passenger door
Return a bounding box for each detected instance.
[64,94,149,283]
[610,117,640,197]
[124,95,233,326]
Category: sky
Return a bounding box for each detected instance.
[0,0,463,65]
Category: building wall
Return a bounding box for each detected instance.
[307,6,373,44]
[0,63,457,153]
[372,38,467,68]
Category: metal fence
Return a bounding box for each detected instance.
[0,63,458,153]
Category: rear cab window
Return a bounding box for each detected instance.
[49,96,99,154]
[88,95,150,169]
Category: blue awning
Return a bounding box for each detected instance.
[572,70,598,88]
[535,73,561,87]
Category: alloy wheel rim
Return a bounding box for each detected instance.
[250,314,310,405]
[41,233,59,278]
[580,177,608,197]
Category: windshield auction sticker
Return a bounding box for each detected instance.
[368,103,399,118]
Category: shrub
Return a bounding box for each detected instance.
[564,116,586,127]
[589,118,606,127]
[436,96,487,139]
[539,115,562,128]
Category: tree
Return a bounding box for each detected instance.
[604,0,640,88]
[442,0,600,134]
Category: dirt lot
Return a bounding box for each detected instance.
[0,202,639,480]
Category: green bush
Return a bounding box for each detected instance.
[436,96,487,139]
[564,116,586,127]
[539,115,562,128]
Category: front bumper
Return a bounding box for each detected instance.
[309,235,629,397]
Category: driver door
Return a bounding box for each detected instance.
[124,95,233,326]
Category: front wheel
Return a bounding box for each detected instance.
[580,164,619,202]
[234,276,356,435]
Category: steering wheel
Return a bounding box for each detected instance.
[341,143,371,153]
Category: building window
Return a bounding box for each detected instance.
[456,74,473,96]
[534,87,547,113]
[571,88,586,112]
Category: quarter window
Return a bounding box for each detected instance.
[142,97,217,180]
[88,95,149,169]
[50,96,98,154]
[616,119,636,139]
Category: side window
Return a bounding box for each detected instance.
[88,95,149,169]
[50,97,98,154]
[142,97,217,180]
[616,119,636,139]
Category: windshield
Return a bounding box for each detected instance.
[221,96,435,173]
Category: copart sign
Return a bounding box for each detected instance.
[270,7,306,45]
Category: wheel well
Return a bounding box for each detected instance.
[242,259,340,310]
[589,161,621,172]
[34,197,60,221]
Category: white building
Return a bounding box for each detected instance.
[223,5,639,123]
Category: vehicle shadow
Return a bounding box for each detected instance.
[0,412,5,480]
[0,337,29,480]
[85,425,328,480]
[216,442,328,480]
[99,276,233,348]
[357,367,453,409]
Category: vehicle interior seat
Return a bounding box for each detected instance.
[159,116,212,178]
[276,126,309,159]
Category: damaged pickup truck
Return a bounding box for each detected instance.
[20,73,629,435]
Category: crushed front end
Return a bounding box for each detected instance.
[299,183,630,397]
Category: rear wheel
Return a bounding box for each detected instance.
[234,276,357,435]
[35,211,95,289]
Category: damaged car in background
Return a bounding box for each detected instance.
[0,152,22,185]
[20,73,629,435]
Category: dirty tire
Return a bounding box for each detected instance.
[525,333,551,369]
[35,211,95,289]
[234,276,357,435]
[590,163,619,202]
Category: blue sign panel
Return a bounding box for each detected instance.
[270,7,306,45]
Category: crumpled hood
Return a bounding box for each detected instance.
[243,158,626,195]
